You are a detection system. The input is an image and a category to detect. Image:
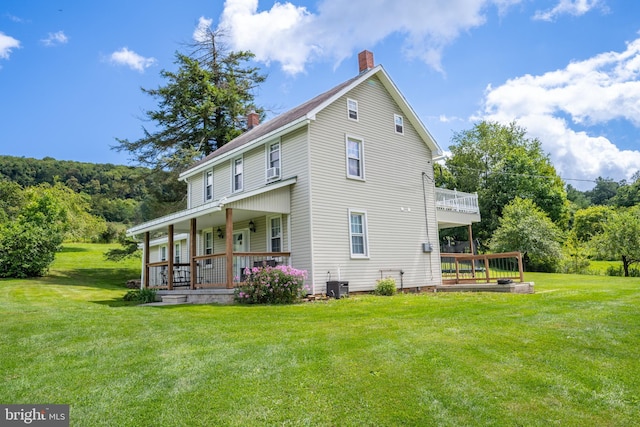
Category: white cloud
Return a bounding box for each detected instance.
[193,16,213,43]
[533,0,606,21]
[6,13,26,23]
[41,31,69,47]
[0,32,20,60]
[480,36,640,188]
[109,47,156,72]
[218,0,523,74]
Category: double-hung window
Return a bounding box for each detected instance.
[205,170,213,201]
[349,210,369,258]
[204,231,213,266]
[160,245,167,262]
[267,142,280,180]
[232,157,243,192]
[346,136,364,180]
[269,216,282,252]
[174,242,181,263]
[347,98,358,121]
[394,114,404,135]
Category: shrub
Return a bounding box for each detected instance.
[0,221,63,278]
[234,265,308,304]
[374,277,396,296]
[606,265,640,277]
[123,288,157,303]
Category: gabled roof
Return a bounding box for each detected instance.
[179,65,443,180]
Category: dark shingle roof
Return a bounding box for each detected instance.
[184,72,363,173]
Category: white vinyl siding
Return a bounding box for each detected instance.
[307,74,442,292]
[346,135,365,180]
[348,210,369,258]
[347,98,358,121]
[232,157,243,192]
[189,175,204,208]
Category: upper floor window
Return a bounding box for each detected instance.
[205,170,213,201]
[267,142,280,181]
[269,216,282,252]
[347,98,358,121]
[394,114,404,135]
[349,210,369,258]
[233,157,243,192]
[346,136,365,180]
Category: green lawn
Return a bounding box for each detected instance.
[1,244,639,426]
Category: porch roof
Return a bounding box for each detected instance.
[127,176,297,237]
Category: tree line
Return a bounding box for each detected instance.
[0,155,185,224]
[437,121,640,276]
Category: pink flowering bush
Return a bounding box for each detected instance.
[234,265,309,304]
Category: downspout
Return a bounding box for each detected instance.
[421,172,434,281]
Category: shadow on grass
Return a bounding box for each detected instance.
[59,246,90,253]
[92,299,141,307]
[45,268,140,290]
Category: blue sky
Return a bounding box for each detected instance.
[1,0,640,190]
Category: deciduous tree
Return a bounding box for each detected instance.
[489,197,563,272]
[592,206,640,277]
[445,121,569,242]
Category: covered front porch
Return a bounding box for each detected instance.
[127,179,296,290]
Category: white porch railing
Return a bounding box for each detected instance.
[435,188,479,214]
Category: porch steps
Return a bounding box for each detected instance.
[161,295,188,304]
[151,289,236,305]
[435,282,534,294]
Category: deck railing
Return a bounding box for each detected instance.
[435,188,479,214]
[441,252,524,284]
[146,252,291,289]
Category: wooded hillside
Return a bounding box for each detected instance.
[0,155,185,224]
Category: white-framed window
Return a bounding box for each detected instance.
[268,215,282,253]
[204,230,213,266]
[160,245,167,262]
[347,98,358,121]
[349,209,369,258]
[174,242,181,263]
[205,170,213,201]
[266,141,280,181]
[346,135,365,180]
[232,157,243,192]
[394,114,404,135]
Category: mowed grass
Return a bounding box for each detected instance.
[1,244,639,426]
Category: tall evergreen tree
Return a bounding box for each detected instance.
[114,29,266,172]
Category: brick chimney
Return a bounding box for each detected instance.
[358,50,374,73]
[247,111,260,130]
